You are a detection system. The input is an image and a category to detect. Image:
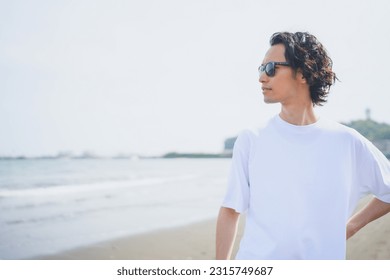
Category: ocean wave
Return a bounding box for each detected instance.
[0,174,197,198]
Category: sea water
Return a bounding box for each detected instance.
[0,158,231,259]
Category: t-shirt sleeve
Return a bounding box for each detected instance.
[356,134,390,203]
[221,130,251,213]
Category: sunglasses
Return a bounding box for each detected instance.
[258,61,290,77]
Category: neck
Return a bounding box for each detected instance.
[279,103,318,126]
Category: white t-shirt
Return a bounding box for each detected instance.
[222,115,390,260]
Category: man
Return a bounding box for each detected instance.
[216,31,390,260]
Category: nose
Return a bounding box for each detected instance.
[259,70,268,84]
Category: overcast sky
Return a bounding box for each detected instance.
[1,0,390,157]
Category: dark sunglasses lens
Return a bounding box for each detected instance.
[265,62,275,77]
[259,65,264,74]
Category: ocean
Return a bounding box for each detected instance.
[0,158,231,259]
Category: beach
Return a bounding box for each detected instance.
[37,195,390,260]
[2,158,389,260]
[0,158,231,259]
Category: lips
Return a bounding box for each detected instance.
[262,87,271,92]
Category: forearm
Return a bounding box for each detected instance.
[216,207,240,260]
[347,197,390,239]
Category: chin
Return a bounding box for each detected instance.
[263,98,277,104]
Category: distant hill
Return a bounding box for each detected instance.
[224,137,236,151]
[342,119,390,141]
[162,152,230,158]
[343,119,390,158]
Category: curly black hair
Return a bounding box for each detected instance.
[270,32,337,106]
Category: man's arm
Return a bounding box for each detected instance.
[216,206,240,259]
[346,197,390,239]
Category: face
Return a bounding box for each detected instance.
[259,44,305,105]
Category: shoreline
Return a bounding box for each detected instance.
[34,204,390,260]
[33,219,227,260]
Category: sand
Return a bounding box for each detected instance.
[36,219,222,260]
[36,196,390,260]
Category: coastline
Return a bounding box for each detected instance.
[34,200,390,260]
[33,219,236,260]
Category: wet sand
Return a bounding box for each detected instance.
[37,196,390,260]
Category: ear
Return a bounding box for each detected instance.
[297,70,307,84]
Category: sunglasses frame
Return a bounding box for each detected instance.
[258,61,290,77]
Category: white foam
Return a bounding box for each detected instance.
[0,174,197,198]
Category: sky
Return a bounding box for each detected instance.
[1,0,390,157]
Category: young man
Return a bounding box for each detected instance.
[216,32,390,260]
